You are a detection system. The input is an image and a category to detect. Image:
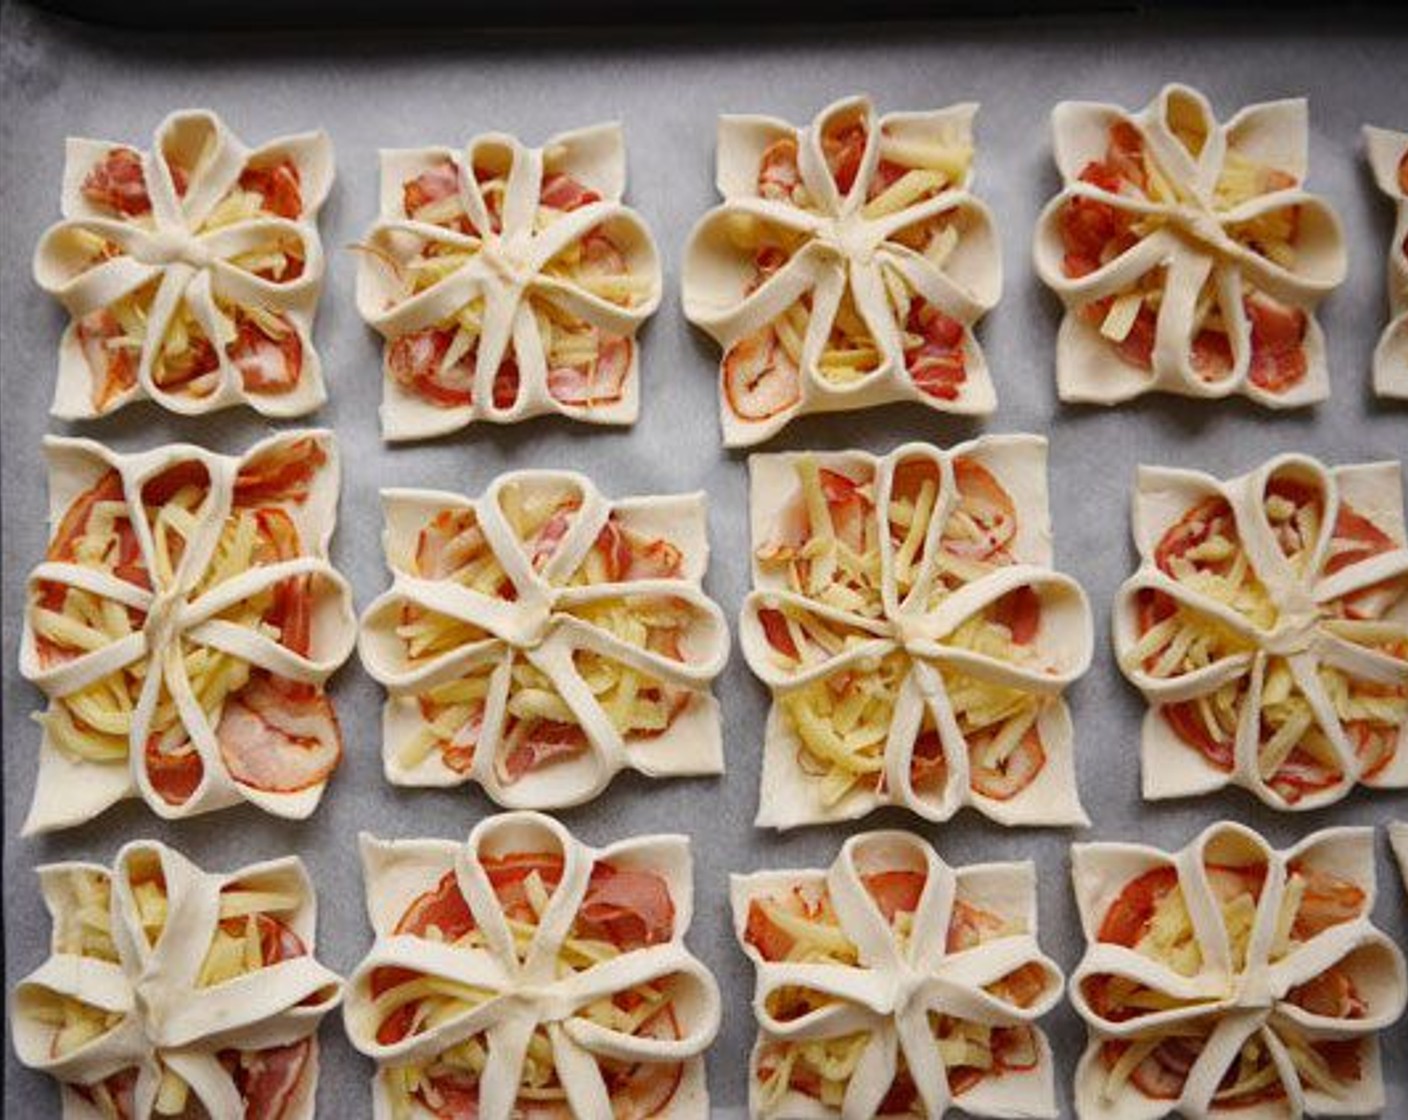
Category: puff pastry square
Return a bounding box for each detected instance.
[355,123,662,440]
[19,431,356,833]
[11,840,343,1120]
[358,472,728,809]
[740,437,1092,829]
[34,109,333,419]
[344,812,722,1118]
[683,95,1001,446]
[1114,453,1408,810]
[1071,822,1407,1118]
[732,829,1064,1118]
[1364,126,1408,399]
[1034,84,1346,406]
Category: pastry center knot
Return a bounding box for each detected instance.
[142,229,212,270]
[890,613,932,655]
[1165,204,1232,255]
[508,980,567,1023]
[889,964,928,1017]
[820,212,880,265]
[144,589,188,652]
[1262,597,1319,657]
[509,594,555,651]
[1229,968,1274,1013]
[481,235,535,290]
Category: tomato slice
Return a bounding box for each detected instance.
[860,870,926,925]
[145,738,204,806]
[744,899,794,962]
[237,158,303,220]
[757,607,799,659]
[1098,866,1179,947]
[991,584,1040,645]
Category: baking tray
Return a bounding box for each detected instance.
[3,3,1407,1115]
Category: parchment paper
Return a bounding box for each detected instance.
[3,5,1406,1116]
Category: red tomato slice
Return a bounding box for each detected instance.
[1098,866,1179,947]
[234,437,326,507]
[1288,864,1365,941]
[757,608,799,659]
[404,160,465,226]
[1161,700,1235,771]
[1287,968,1366,1020]
[1324,504,1395,576]
[76,307,140,411]
[144,737,203,806]
[757,138,802,202]
[946,898,1008,953]
[821,121,867,195]
[540,172,600,212]
[968,724,1046,801]
[238,158,303,220]
[1245,292,1308,394]
[744,899,794,962]
[860,870,926,924]
[82,148,152,217]
[991,584,1040,645]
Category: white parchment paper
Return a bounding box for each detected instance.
[2,6,1406,1116]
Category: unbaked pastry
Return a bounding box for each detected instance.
[358,472,727,808]
[355,123,661,440]
[1114,453,1408,810]
[1034,84,1346,406]
[682,95,1000,446]
[1070,822,1407,1119]
[11,840,343,1120]
[34,109,333,419]
[732,829,1064,1118]
[740,437,1092,829]
[344,811,721,1118]
[19,431,356,834]
[1364,126,1408,399]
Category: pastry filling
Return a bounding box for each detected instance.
[381,160,641,412]
[745,867,1048,1114]
[31,438,342,804]
[1089,855,1369,1108]
[720,115,973,421]
[1129,477,1407,799]
[75,145,310,410]
[33,861,327,1120]
[394,483,695,781]
[754,454,1053,806]
[372,851,685,1119]
[1058,119,1310,392]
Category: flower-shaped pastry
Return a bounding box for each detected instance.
[355,123,661,440]
[19,431,356,834]
[358,472,728,808]
[344,812,722,1118]
[34,109,333,419]
[682,95,1001,446]
[1034,84,1347,406]
[1365,126,1408,399]
[1114,453,1408,811]
[739,437,1092,829]
[1070,822,1407,1119]
[732,830,1064,1118]
[11,840,344,1120]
